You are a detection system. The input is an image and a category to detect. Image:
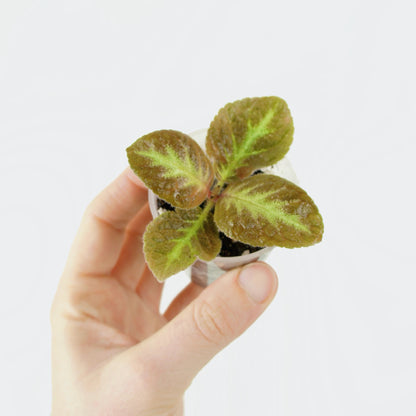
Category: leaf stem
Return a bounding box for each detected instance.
[202,198,215,215]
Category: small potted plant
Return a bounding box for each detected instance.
[126,96,324,284]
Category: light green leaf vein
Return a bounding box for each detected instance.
[223,185,310,233]
[164,203,213,270]
[220,107,276,180]
[134,146,204,187]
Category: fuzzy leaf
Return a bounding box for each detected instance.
[214,174,323,248]
[143,206,221,281]
[206,97,294,182]
[127,130,214,208]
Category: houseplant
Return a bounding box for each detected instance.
[126,96,324,282]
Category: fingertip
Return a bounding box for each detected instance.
[125,167,147,189]
[238,262,278,304]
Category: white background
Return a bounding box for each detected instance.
[1,0,415,415]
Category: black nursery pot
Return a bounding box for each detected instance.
[148,129,299,287]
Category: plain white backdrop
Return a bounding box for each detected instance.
[1,0,415,414]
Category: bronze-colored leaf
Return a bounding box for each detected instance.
[214,174,323,248]
[127,130,214,208]
[206,97,294,182]
[143,205,221,281]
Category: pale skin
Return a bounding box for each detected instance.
[51,168,278,416]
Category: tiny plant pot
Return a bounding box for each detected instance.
[148,128,300,287]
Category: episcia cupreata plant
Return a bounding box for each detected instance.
[126,96,324,281]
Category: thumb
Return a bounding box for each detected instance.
[136,262,278,395]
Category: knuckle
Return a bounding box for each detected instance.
[193,299,235,346]
[84,198,98,217]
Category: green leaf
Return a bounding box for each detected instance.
[127,130,214,208]
[214,174,323,248]
[206,97,294,182]
[143,204,221,281]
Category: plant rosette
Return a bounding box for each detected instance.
[126,96,324,285]
[147,128,300,286]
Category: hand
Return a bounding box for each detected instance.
[50,168,278,416]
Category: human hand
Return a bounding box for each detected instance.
[50,168,278,416]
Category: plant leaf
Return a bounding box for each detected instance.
[143,206,221,281]
[214,174,323,248]
[206,97,294,182]
[127,130,214,208]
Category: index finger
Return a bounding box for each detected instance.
[65,168,148,277]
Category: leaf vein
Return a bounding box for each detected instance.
[224,190,310,233]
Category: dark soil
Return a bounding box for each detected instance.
[156,198,264,257]
[157,199,176,211]
[218,232,263,257]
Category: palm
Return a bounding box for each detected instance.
[53,271,188,415]
[52,171,176,383]
[51,171,199,415]
[53,177,199,390]
[72,274,164,359]
[51,169,275,415]
[51,173,193,416]
[83,274,166,343]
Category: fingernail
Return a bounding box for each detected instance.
[238,263,277,304]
